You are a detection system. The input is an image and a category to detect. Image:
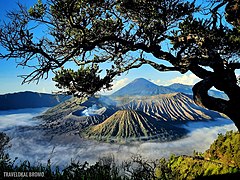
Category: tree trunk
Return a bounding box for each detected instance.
[192,78,240,131]
[225,100,240,131]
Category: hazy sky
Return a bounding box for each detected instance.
[0,1,238,95]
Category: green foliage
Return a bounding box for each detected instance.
[28,0,46,18]
[204,131,240,168]
[155,157,179,180]
[165,155,239,179]
[157,131,240,179]
[0,132,9,155]
[53,64,113,98]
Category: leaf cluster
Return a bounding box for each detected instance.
[53,65,113,98]
[204,130,240,168]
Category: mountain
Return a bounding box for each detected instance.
[167,83,193,94]
[81,110,188,143]
[111,78,175,97]
[38,78,225,141]
[111,78,227,99]
[40,92,223,138]
[0,91,70,110]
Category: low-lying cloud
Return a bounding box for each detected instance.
[0,108,48,131]
[0,109,237,169]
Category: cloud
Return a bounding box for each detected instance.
[111,78,130,92]
[40,88,47,93]
[1,109,237,169]
[167,73,200,85]
[0,108,48,131]
[151,79,162,85]
[101,78,130,95]
[150,73,200,86]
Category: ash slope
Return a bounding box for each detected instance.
[119,93,221,122]
[81,110,187,143]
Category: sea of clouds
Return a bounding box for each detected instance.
[0,108,237,169]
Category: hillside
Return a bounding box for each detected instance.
[158,131,240,179]
[204,131,240,168]
[0,91,70,110]
[40,92,223,138]
[81,110,188,143]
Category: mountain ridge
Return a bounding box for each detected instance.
[0,91,70,110]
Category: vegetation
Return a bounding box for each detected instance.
[0,132,10,156]
[161,131,240,179]
[204,131,240,168]
[0,0,240,129]
[1,131,240,179]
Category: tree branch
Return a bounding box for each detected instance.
[189,63,213,79]
[140,58,180,72]
[192,77,229,114]
[228,62,240,70]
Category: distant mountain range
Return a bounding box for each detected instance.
[0,91,70,110]
[0,78,227,110]
[111,78,228,99]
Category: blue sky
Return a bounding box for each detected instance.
[0,0,235,95]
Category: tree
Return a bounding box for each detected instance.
[0,0,239,129]
[0,132,9,156]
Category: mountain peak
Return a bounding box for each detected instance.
[111,78,174,97]
[131,78,152,83]
[128,78,158,87]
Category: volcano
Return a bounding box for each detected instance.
[38,96,117,136]
[111,78,175,97]
[81,110,188,143]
